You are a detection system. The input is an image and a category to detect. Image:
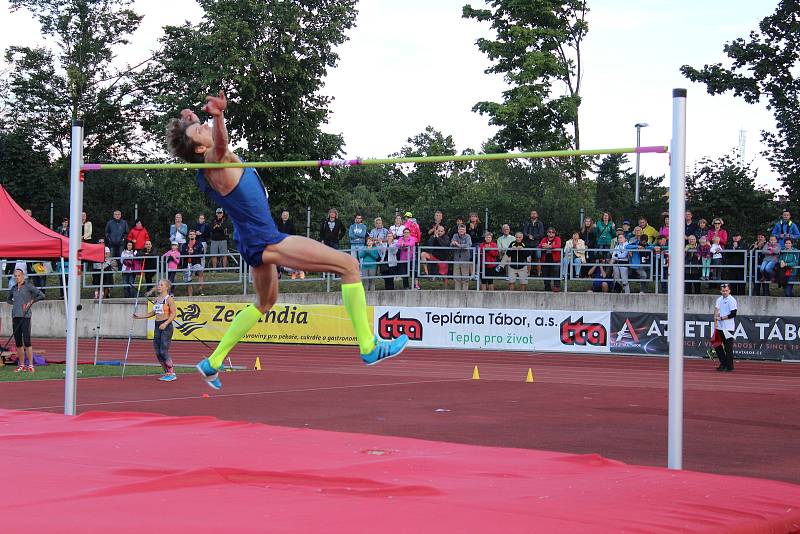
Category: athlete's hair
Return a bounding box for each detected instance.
[166,118,205,163]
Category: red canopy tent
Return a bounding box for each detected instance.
[0,184,104,262]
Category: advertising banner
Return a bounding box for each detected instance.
[373,306,610,353]
[610,312,800,361]
[147,301,366,346]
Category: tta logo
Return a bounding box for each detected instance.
[560,317,607,346]
[378,312,423,341]
[175,303,207,336]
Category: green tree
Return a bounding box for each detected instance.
[680,1,800,205]
[686,154,776,240]
[462,1,588,160]
[151,0,357,208]
[4,0,148,162]
[593,154,667,225]
[0,130,62,222]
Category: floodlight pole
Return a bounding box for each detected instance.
[65,119,85,416]
[667,89,687,469]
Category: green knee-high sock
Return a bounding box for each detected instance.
[208,304,263,369]
[341,282,376,354]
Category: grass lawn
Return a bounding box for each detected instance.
[0,363,197,382]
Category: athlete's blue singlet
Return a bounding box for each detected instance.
[197,167,287,267]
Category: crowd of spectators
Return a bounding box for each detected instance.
[315,207,800,297]
[6,205,800,298]
[5,208,234,298]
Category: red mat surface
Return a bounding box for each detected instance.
[1,409,799,533]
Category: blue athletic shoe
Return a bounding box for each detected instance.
[158,373,177,382]
[196,359,222,390]
[361,334,409,366]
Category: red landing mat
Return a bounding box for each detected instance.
[1,410,799,533]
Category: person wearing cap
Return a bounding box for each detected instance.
[6,268,45,372]
[209,207,230,269]
[403,211,421,242]
[402,212,422,289]
[621,220,634,241]
[712,284,737,372]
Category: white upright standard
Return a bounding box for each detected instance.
[65,119,85,415]
[667,89,687,469]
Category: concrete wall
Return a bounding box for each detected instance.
[1,291,793,339]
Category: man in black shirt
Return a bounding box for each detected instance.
[504,232,531,291]
[209,207,230,269]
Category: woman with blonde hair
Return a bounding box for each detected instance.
[133,279,178,381]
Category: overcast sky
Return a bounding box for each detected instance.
[0,0,780,188]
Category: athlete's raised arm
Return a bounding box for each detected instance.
[202,91,235,163]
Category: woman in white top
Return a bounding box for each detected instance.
[378,232,400,290]
[389,215,406,239]
[120,241,137,298]
[133,279,178,381]
[610,229,631,293]
[562,231,587,279]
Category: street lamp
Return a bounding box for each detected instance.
[634,122,649,205]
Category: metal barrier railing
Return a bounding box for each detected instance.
[475,246,561,291]
[417,245,476,290]
[557,246,654,293]
[750,248,800,296]
[3,245,798,297]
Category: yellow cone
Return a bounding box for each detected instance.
[472,365,480,380]
[254,357,262,371]
[526,368,534,383]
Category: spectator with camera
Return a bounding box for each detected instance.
[169,213,188,246]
